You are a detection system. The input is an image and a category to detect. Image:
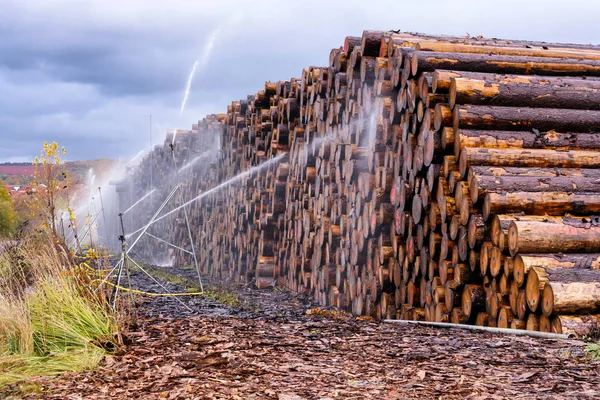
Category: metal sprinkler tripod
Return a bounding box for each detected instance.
[106,162,195,313]
[113,212,135,310]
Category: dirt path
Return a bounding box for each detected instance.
[5,266,600,399]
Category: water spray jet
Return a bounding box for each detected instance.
[126,153,287,239]
[179,27,222,116]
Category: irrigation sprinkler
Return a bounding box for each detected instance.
[115,212,135,309]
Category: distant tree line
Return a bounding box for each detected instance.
[0,162,31,166]
[0,183,17,237]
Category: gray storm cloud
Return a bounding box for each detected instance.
[0,0,598,161]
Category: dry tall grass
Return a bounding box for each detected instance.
[0,231,119,386]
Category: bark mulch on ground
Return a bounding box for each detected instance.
[4,268,600,399]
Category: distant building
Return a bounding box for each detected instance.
[4,185,36,197]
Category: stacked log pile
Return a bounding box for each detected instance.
[127,31,600,336]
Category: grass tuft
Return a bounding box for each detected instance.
[0,232,119,387]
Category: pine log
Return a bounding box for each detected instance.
[467,213,487,249]
[510,319,527,330]
[462,283,484,319]
[343,36,361,56]
[508,217,600,256]
[456,129,600,158]
[497,306,515,329]
[484,192,600,221]
[540,315,553,333]
[476,312,490,327]
[451,308,468,324]
[514,253,600,286]
[411,51,600,77]
[453,105,600,133]
[541,269,600,316]
[470,175,600,204]
[526,314,540,331]
[526,266,600,313]
[361,31,384,57]
[516,290,528,320]
[416,43,600,61]
[468,166,600,180]
[449,75,600,110]
[459,148,600,179]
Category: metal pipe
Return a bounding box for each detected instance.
[383,319,573,340]
[112,255,125,310]
[171,148,203,293]
[118,212,135,307]
[98,187,109,249]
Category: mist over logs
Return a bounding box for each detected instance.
[122,31,600,337]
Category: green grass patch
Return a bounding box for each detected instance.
[0,233,119,388]
[0,273,118,387]
[132,263,202,292]
[202,286,240,307]
[586,342,600,359]
[137,264,240,307]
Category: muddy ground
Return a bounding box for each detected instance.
[3,264,600,399]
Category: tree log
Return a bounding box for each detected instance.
[541,270,600,316]
[449,75,600,110]
[460,148,600,179]
[412,51,600,77]
[484,192,600,221]
[514,253,600,286]
[508,217,600,256]
[453,105,600,133]
[462,283,484,319]
[416,42,600,61]
[470,175,600,204]
[456,129,600,158]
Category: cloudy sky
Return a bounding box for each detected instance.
[1,0,599,162]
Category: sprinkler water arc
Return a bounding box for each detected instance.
[126,152,287,239]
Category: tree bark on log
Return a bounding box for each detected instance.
[459,148,600,179]
[469,174,600,204]
[541,270,600,316]
[453,106,600,133]
[415,42,600,61]
[483,191,600,221]
[456,129,600,158]
[411,51,600,77]
[508,217,600,256]
[449,75,600,110]
[527,266,600,314]
[514,253,600,286]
